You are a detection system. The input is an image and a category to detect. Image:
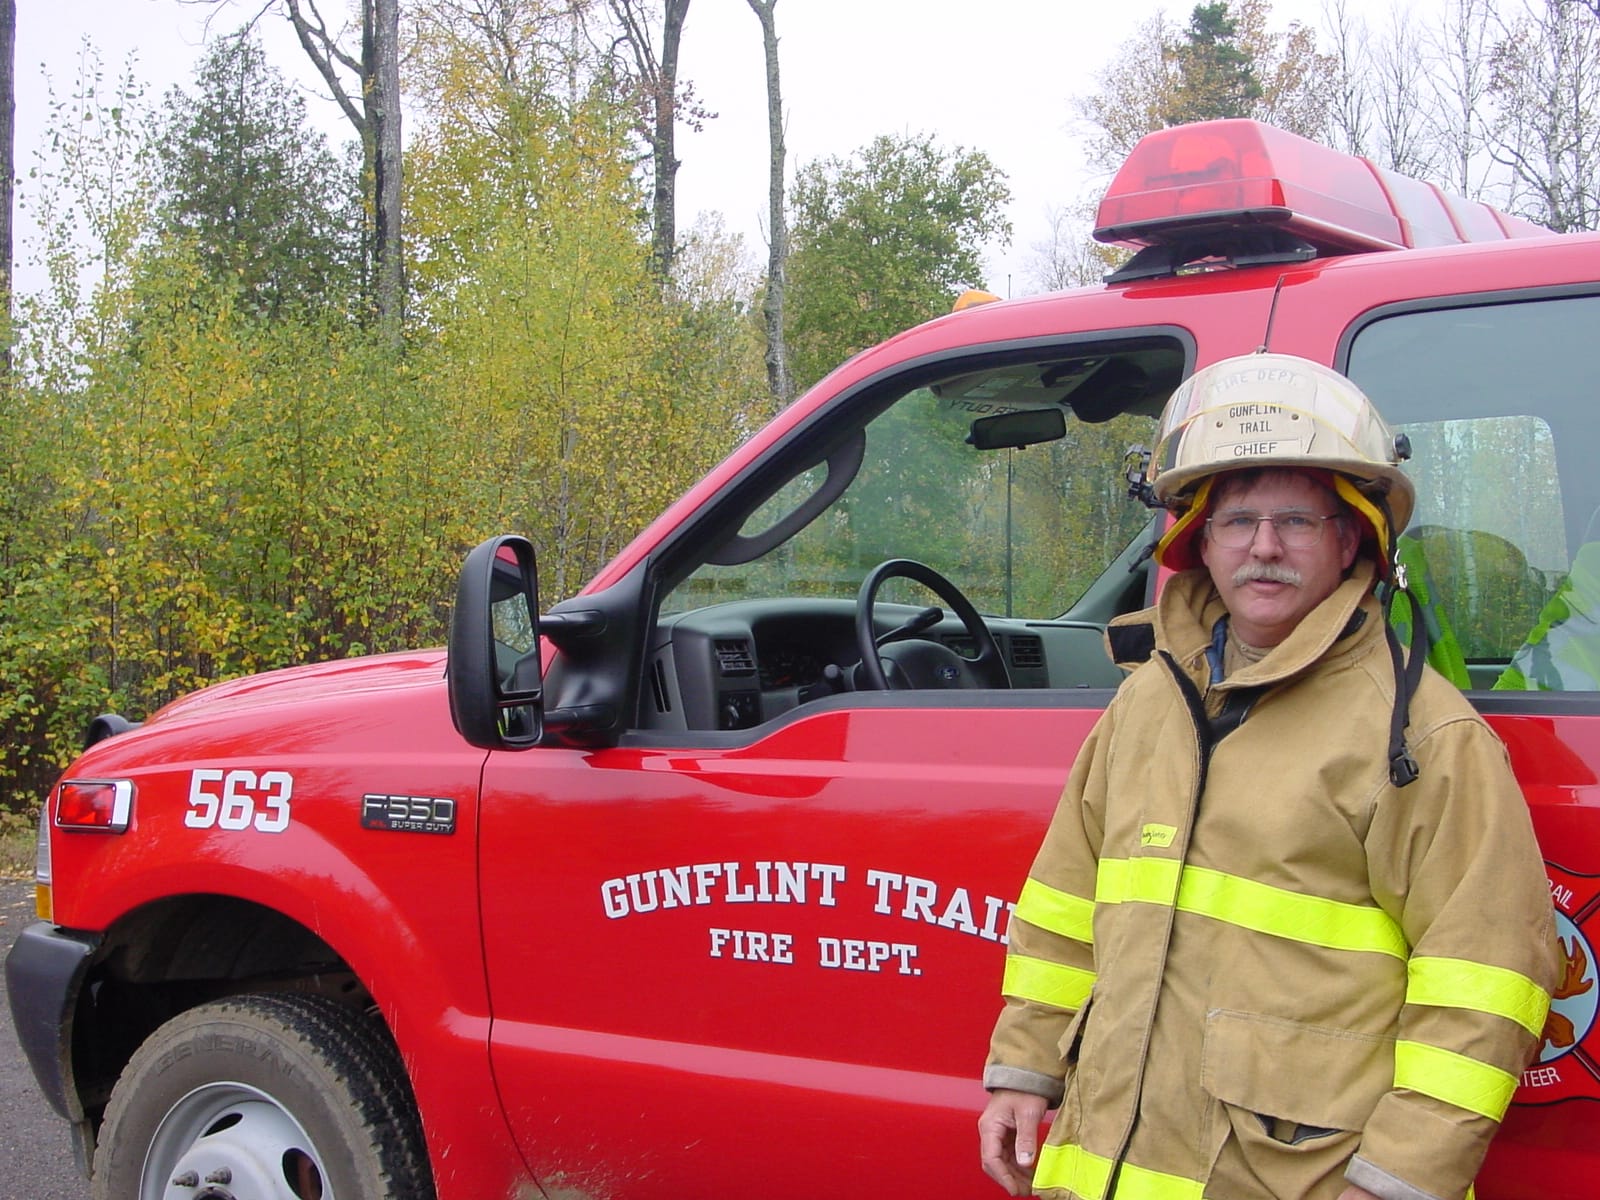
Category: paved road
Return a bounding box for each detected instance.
[0,876,81,1198]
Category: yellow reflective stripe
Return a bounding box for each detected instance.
[1407,956,1551,1038]
[1036,1143,1111,1200]
[1015,877,1096,944]
[1097,856,1181,906]
[1014,878,1095,944]
[1002,954,1094,1011]
[1395,1039,1519,1121]
[1035,1142,1205,1200]
[1176,866,1409,959]
[1096,857,1408,960]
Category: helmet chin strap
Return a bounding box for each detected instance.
[1376,494,1425,787]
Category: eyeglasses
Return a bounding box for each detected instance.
[1206,509,1345,549]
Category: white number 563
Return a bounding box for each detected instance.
[186,768,293,833]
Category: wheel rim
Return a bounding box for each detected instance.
[142,1082,330,1200]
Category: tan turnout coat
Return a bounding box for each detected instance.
[985,561,1557,1200]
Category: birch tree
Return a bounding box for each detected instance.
[1425,0,1497,194]
[1488,0,1600,230]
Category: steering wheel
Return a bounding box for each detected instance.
[854,559,1011,691]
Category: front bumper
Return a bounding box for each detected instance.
[5,921,100,1121]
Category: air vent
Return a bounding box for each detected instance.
[714,638,756,676]
[1010,636,1045,669]
[649,658,673,713]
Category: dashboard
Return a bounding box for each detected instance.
[641,598,1123,733]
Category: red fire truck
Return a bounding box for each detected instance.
[8,120,1599,1200]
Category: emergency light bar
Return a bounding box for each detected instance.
[1094,119,1548,266]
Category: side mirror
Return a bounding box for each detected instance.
[448,535,545,750]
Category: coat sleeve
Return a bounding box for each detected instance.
[983,698,1115,1102]
[1351,694,1558,1200]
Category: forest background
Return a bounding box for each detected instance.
[1,0,1598,826]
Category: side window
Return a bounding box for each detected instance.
[1348,293,1600,691]
[642,339,1181,734]
[670,347,1171,621]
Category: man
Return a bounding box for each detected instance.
[978,353,1557,1200]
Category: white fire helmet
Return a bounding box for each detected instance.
[1148,353,1415,571]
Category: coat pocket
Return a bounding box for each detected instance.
[1048,994,1095,1143]
[1055,992,1094,1064]
[1200,1007,1394,1133]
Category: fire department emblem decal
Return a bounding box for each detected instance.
[1517,864,1600,1104]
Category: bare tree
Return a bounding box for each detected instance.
[1364,2,1442,178]
[747,0,788,404]
[1488,0,1600,231]
[0,0,12,377]
[1075,12,1180,175]
[1321,0,1375,155]
[1423,0,1497,195]
[1238,0,1335,141]
[278,0,404,339]
[608,0,692,280]
[1025,202,1125,294]
[1026,205,1081,295]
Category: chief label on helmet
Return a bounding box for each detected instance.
[1199,402,1311,462]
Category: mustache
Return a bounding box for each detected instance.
[1233,562,1303,587]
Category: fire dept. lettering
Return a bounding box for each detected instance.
[705,928,922,975]
[602,861,1015,981]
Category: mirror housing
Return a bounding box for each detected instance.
[448,535,545,750]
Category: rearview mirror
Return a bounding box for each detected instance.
[966,407,1067,451]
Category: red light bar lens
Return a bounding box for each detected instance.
[1092,118,1546,258]
[1095,120,1404,252]
[56,780,134,832]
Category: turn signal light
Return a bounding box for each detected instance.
[55,780,134,833]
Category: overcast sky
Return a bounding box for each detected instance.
[14,0,1397,297]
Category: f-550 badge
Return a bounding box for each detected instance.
[361,794,457,835]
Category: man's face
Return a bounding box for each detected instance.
[1198,471,1360,648]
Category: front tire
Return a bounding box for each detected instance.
[93,992,435,1200]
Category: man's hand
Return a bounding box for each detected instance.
[1336,1187,1382,1200]
[978,1088,1049,1196]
